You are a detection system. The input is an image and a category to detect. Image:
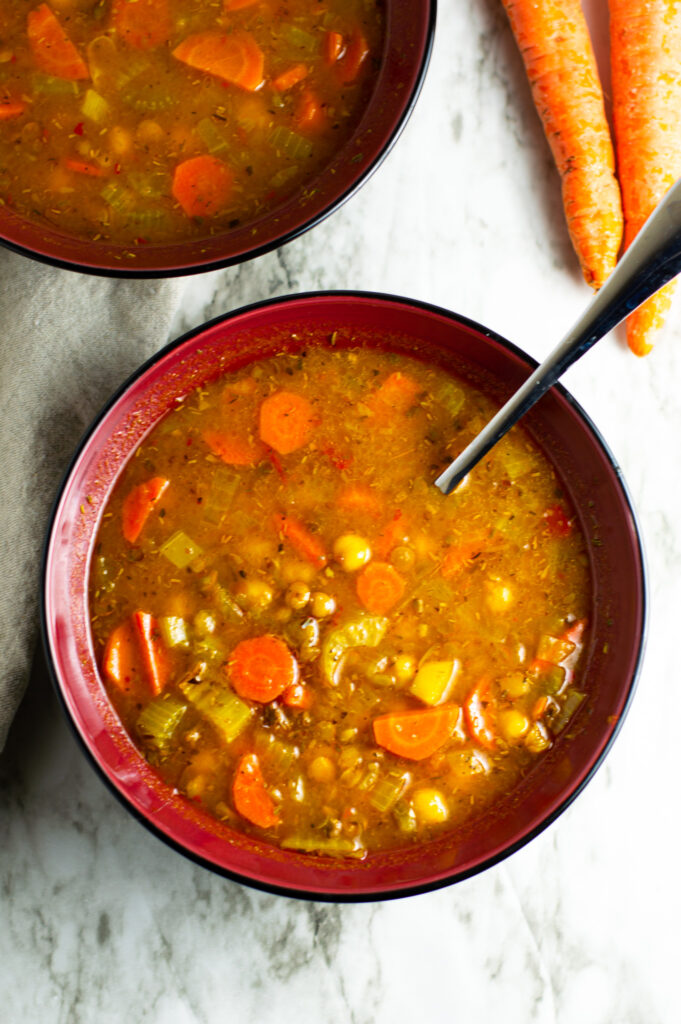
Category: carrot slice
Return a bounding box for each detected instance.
[610,0,681,354]
[227,635,299,703]
[373,510,408,559]
[233,753,279,828]
[122,476,169,544]
[172,155,234,218]
[0,101,26,120]
[272,63,308,92]
[336,29,369,85]
[111,0,171,51]
[27,4,89,81]
[259,390,316,454]
[323,30,345,65]
[132,611,169,696]
[202,428,265,467]
[63,158,106,178]
[367,371,421,417]
[102,621,142,693]
[294,89,325,132]
[173,31,265,91]
[463,678,497,750]
[273,512,327,569]
[356,561,405,615]
[373,706,460,761]
[502,0,623,290]
[337,483,383,519]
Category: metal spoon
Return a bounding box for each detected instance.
[435,176,681,495]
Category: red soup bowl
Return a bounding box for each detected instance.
[42,292,646,901]
[0,4,435,278]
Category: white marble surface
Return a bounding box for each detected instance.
[3,2,681,1021]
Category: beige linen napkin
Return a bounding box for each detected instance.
[0,249,185,749]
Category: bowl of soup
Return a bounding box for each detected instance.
[42,292,646,899]
[0,2,434,276]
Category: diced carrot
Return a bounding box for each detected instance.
[367,371,422,418]
[173,31,265,91]
[273,512,327,570]
[202,428,265,466]
[337,483,383,519]
[111,0,171,51]
[294,89,325,132]
[282,681,312,710]
[27,4,90,81]
[122,476,169,544]
[373,705,460,761]
[373,510,408,559]
[227,635,299,702]
[132,611,169,696]
[233,753,279,828]
[224,0,260,9]
[440,535,489,578]
[463,678,497,750]
[543,503,572,538]
[172,154,234,218]
[259,390,316,454]
[532,695,549,720]
[356,561,405,615]
[272,63,308,92]
[64,158,106,178]
[336,29,369,85]
[0,101,26,120]
[323,30,345,65]
[102,620,142,693]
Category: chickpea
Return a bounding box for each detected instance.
[135,119,165,148]
[285,581,311,610]
[308,755,336,783]
[280,559,315,584]
[412,788,449,825]
[109,125,133,158]
[498,708,530,742]
[333,533,371,572]
[394,653,416,683]
[502,671,530,698]
[486,580,514,613]
[235,578,274,610]
[525,722,552,754]
[310,591,336,618]
[390,545,415,571]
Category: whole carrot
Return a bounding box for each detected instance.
[501,0,622,289]
[609,0,681,356]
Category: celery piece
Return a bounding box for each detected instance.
[194,636,225,663]
[410,660,460,706]
[203,467,240,523]
[159,616,190,649]
[194,610,217,636]
[280,835,365,858]
[279,24,317,52]
[101,182,136,213]
[82,88,110,123]
[197,117,231,156]
[550,690,586,734]
[127,170,171,199]
[321,614,389,685]
[435,379,465,418]
[33,74,81,97]
[265,740,299,775]
[269,125,313,161]
[160,530,203,569]
[393,798,418,834]
[270,166,299,190]
[121,86,174,113]
[370,770,411,813]
[179,680,252,743]
[137,696,186,748]
[497,440,535,483]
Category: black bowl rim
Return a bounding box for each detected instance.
[40,289,648,902]
[0,4,437,280]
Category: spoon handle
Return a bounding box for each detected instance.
[435,176,681,495]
